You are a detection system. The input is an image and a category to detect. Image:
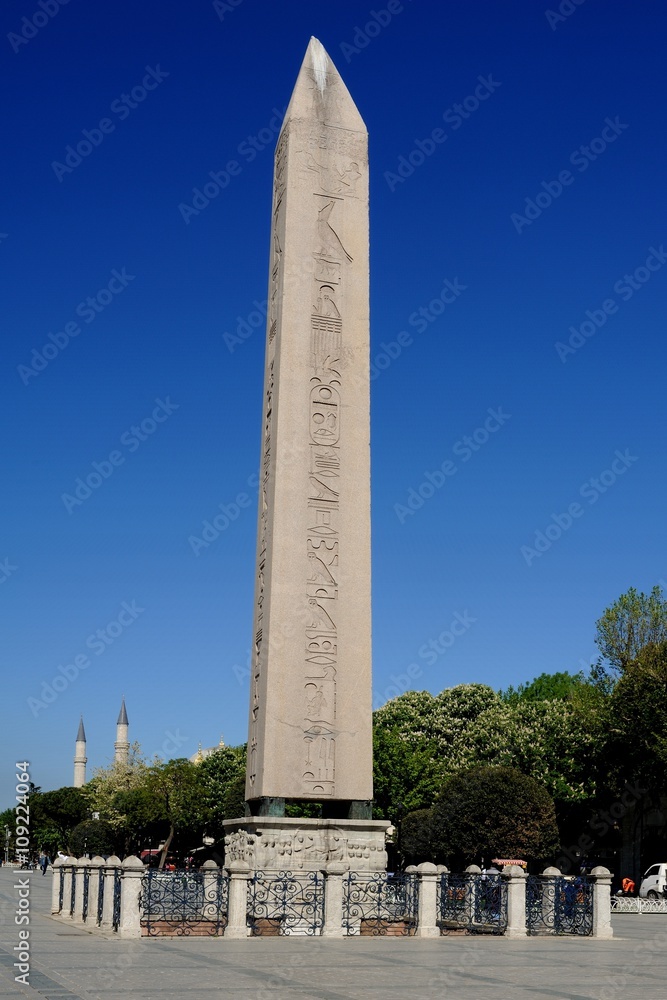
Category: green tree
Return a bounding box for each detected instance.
[462,698,604,803]
[604,641,667,792]
[595,585,667,675]
[195,745,246,835]
[502,671,587,703]
[373,684,501,789]
[143,759,201,868]
[400,809,435,865]
[30,787,89,854]
[222,774,247,820]
[372,726,439,823]
[86,744,150,835]
[69,820,116,858]
[430,766,560,868]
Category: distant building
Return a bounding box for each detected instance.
[190,735,225,764]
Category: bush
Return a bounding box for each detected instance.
[69,820,116,858]
[430,765,560,868]
[400,809,435,864]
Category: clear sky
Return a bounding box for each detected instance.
[3,0,666,808]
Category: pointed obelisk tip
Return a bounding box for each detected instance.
[307,36,329,95]
[284,35,366,133]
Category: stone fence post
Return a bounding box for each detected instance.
[590,866,613,939]
[86,856,104,925]
[61,860,75,918]
[119,855,144,938]
[51,857,64,914]
[322,863,346,937]
[540,865,560,929]
[100,855,122,930]
[502,865,527,938]
[224,861,251,938]
[415,862,439,937]
[73,857,88,921]
[200,860,221,921]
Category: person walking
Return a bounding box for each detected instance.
[39,853,49,875]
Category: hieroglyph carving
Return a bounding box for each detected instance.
[247,129,289,791]
[303,150,356,797]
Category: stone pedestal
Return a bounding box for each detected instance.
[225,861,252,939]
[591,866,614,939]
[223,816,390,873]
[502,865,527,938]
[415,862,439,938]
[119,855,144,938]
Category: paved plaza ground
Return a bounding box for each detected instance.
[0,868,665,999]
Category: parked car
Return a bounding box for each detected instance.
[638,863,667,899]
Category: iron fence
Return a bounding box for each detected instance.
[69,868,76,916]
[141,869,230,936]
[96,867,104,925]
[437,873,507,935]
[342,872,418,936]
[112,868,122,932]
[247,871,324,936]
[526,875,592,936]
[82,867,90,920]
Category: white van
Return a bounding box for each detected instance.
[639,863,667,898]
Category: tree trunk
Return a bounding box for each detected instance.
[159,826,174,870]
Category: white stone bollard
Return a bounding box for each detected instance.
[322,862,347,937]
[86,856,105,925]
[101,855,122,930]
[224,861,251,938]
[590,866,614,939]
[415,862,439,938]
[540,865,560,929]
[61,861,75,918]
[73,858,88,922]
[119,856,144,938]
[502,865,527,938]
[200,860,221,923]
[51,857,64,914]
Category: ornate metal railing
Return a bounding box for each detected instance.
[82,867,90,920]
[342,872,418,936]
[58,868,64,912]
[112,868,122,932]
[96,867,105,925]
[141,869,230,936]
[69,867,76,916]
[611,896,667,914]
[437,873,507,935]
[526,875,592,936]
[247,871,324,936]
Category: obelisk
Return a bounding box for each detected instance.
[225,39,388,870]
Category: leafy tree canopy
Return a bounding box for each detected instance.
[86,743,150,831]
[603,641,667,793]
[430,765,560,868]
[502,671,587,703]
[595,585,667,675]
[69,819,116,858]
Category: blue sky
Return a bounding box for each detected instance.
[3,0,666,808]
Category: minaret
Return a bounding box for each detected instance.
[73,717,87,787]
[114,698,129,765]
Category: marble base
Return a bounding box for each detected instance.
[222,816,390,872]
